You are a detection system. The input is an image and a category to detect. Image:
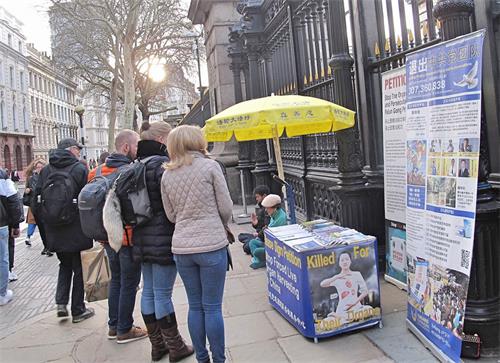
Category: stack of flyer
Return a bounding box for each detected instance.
[267,220,376,252]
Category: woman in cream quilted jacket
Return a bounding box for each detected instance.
[161,125,233,363]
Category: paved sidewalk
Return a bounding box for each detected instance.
[0,227,59,331]
[0,213,442,363]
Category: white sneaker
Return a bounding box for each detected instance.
[8,271,18,282]
[0,290,13,306]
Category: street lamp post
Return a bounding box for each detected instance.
[194,37,203,97]
[74,105,86,158]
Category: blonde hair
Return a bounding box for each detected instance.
[139,121,172,141]
[166,125,208,170]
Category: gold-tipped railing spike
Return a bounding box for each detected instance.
[397,35,402,51]
[321,67,325,78]
[408,29,414,47]
[327,65,332,76]
[384,38,391,54]
[304,74,308,85]
[422,21,429,42]
[374,41,381,58]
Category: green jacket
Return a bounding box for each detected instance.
[269,208,287,228]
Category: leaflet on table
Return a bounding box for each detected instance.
[405,30,485,363]
[267,223,375,252]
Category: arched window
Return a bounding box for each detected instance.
[15,145,22,170]
[3,145,11,170]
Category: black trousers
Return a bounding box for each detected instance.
[8,232,14,272]
[55,252,86,316]
[32,211,48,249]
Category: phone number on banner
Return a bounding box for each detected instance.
[408,80,447,96]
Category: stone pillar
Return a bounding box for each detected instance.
[434,0,500,356]
[230,51,255,204]
[245,42,272,188]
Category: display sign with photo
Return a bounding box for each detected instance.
[307,243,381,336]
[382,67,408,288]
[405,30,485,362]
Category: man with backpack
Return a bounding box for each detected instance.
[85,129,146,343]
[0,168,23,306]
[34,138,94,323]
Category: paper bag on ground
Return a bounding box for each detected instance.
[81,245,110,302]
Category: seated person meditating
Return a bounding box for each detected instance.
[238,185,270,254]
[248,194,287,269]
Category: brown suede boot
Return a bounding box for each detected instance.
[143,314,169,361]
[159,314,194,362]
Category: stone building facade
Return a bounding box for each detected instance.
[0,6,33,177]
[27,43,78,161]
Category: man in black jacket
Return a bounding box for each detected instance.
[34,138,94,322]
[238,185,270,254]
[0,168,24,305]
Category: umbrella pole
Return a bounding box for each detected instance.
[272,130,289,218]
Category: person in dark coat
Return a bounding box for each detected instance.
[237,185,270,254]
[133,122,193,362]
[34,138,94,323]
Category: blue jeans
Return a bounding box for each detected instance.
[141,263,177,319]
[174,248,227,363]
[27,224,37,238]
[104,244,142,335]
[0,226,9,296]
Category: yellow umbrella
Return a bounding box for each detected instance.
[203,95,355,182]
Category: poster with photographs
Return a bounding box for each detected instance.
[405,31,485,362]
[307,241,381,336]
[382,67,408,289]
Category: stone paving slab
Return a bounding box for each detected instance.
[0,230,59,331]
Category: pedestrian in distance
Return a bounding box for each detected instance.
[23,158,52,256]
[237,185,270,255]
[130,121,193,362]
[0,168,24,306]
[33,138,95,323]
[87,130,147,343]
[98,152,110,166]
[161,125,233,363]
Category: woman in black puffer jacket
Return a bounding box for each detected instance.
[134,121,193,362]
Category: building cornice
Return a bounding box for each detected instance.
[0,41,27,63]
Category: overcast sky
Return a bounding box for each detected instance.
[1,0,52,52]
[1,0,207,87]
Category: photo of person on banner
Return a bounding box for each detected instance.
[318,251,377,326]
[309,244,381,335]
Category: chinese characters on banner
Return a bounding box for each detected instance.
[405,31,485,362]
[382,67,408,289]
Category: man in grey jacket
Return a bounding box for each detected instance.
[0,168,24,305]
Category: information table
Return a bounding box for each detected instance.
[264,222,382,342]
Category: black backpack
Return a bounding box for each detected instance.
[113,156,155,227]
[38,164,79,226]
[78,164,129,240]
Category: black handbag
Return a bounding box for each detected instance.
[22,192,31,207]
